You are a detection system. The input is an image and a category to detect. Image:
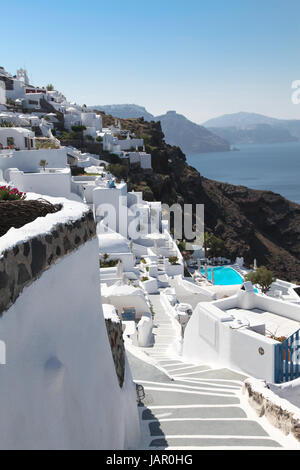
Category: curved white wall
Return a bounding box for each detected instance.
[0,239,140,449]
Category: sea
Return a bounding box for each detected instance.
[186,142,300,204]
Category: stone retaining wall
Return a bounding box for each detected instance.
[243,379,300,441]
[105,318,125,388]
[0,209,96,315]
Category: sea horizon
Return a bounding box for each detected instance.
[187,141,300,204]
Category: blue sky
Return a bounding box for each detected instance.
[1,0,300,123]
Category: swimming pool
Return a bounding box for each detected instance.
[200,266,244,286]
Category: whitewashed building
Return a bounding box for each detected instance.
[0,127,35,150]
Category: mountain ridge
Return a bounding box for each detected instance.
[91,104,230,153]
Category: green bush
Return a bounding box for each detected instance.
[109,154,122,164]
[0,121,13,128]
[70,166,85,176]
[100,256,120,268]
[71,125,87,132]
[245,266,275,294]
[107,163,128,180]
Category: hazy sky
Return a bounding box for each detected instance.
[1,0,300,123]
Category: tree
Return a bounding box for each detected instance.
[204,232,226,258]
[46,84,54,91]
[39,159,48,172]
[245,266,275,294]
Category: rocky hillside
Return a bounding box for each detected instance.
[92,105,231,153]
[91,104,154,121]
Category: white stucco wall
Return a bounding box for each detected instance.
[6,168,80,200]
[0,236,140,449]
[0,148,67,173]
[183,289,300,382]
[81,112,102,131]
[140,153,152,169]
[5,79,26,100]
[118,138,144,151]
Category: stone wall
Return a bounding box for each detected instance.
[105,318,125,388]
[0,210,96,315]
[243,379,300,441]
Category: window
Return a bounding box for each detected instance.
[24,137,28,148]
[7,137,14,147]
[30,139,34,148]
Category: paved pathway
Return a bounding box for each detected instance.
[127,294,282,450]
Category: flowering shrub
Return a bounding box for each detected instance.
[0,186,26,201]
[268,335,287,343]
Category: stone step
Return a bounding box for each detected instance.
[172,368,247,382]
[165,365,211,374]
[142,406,247,421]
[173,379,241,390]
[142,390,240,406]
[143,385,236,397]
[171,366,213,376]
[149,437,281,448]
[139,380,240,392]
[148,419,268,438]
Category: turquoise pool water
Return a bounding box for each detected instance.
[201,266,243,286]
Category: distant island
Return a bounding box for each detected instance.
[203,111,300,145]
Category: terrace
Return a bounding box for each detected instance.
[183,282,300,383]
